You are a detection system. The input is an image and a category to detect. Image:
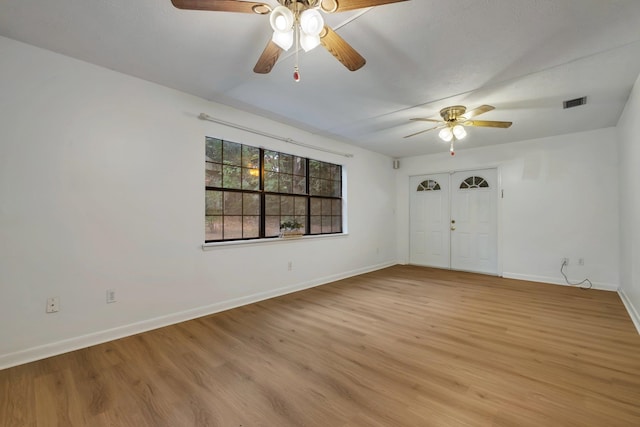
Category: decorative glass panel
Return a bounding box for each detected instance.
[417,180,441,191]
[460,176,489,189]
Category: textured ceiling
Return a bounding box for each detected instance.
[1,0,640,158]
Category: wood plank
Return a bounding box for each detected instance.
[1,265,640,425]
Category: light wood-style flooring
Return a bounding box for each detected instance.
[2,265,640,426]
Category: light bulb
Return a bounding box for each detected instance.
[452,124,467,139]
[439,127,453,142]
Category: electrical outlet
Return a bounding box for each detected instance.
[106,289,116,304]
[578,258,584,266]
[287,261,293,271]
[562,257,569,266]
[46,297,59,313]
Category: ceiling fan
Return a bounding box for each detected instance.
[404,105,513,155]
[171,0,408,80]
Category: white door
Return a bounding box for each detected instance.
[409,174,450,268]
[409,169,498,275]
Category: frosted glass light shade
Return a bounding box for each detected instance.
[452,124,467,139]
[270,6,294,32]
[439,127,453,142]
[272,29,294,50]
[300,33,321,52]
[300,9,324,36]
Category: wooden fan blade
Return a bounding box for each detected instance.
[171,0,270,14]
[462,105,494,119]
[320,26,366,71]
[410,118,443,123]
[321,0,408,13]
[253,40,283,74]
[404,125,446,139]
[464,120,512,128]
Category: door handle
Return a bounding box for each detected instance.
[451,219,455,230]
[451,226,456,231]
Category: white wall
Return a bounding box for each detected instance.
[0,36,397,368]
[396,127,620,290]
[617,74,640,332]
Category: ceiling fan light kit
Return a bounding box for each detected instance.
[170,0,408,79]
[406,105,513,156]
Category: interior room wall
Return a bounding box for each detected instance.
[0,36,397,368]
[395,127,620,291]
[617,73,640,332]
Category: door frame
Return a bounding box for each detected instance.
[408,165,503,277]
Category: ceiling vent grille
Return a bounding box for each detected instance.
[563,96,587,109]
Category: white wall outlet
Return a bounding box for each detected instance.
[562,257,569,266]
[287,261,293,271]
[578,258,584,266]
[46,297,59,313]
[106,289,116,303]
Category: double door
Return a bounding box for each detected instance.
[409,169,498,275]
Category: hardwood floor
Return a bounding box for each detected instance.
[2,265,640,426]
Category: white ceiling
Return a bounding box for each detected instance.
[2,0,640,158]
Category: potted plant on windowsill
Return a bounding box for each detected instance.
[280,219,304,239]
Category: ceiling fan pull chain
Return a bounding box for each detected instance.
[294,15,301,82]
[450,140,455,156]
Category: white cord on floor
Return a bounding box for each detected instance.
[560,260,593,290]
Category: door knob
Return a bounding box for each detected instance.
[451,226,456,231]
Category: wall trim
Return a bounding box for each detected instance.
[0,261,397,370]
[618,288,640,335]
[502,272,619,292]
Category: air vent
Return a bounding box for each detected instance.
[563,96,587,109]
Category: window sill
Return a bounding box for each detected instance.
[201,233,349,251]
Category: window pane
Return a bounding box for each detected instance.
[223,140,241,166]
[310,198,322,215]
[265,195,279,215]
[205,162,222,187]
[279,173,292,193]
[322,216,332,233]
[223,165,242,189]
[205,216,222,241]
[293,176,306,194]
[294,197,307,216]
[332,199,341,216]
[265,171,278,192]
[332,180,341,197]
[205,191,223,215]
[279,153,293,174]
[332,165,341,181]
[281,196,294,216]
[243,193,260,215]
[310,215,322,234]
[264,150,279,172]
[309,159,321,178]
[223,216,242,240]
[243,216,259,238]
[242,168,259,190]
[309,177,322,196]
[320,163,331,180]
[321,179,332,197]
[293,157,306,176]
[265,216,280,237]
[224,192,242,215]
[206,137,222,163]
[242,145,260,169]
[332,216,341,233]
[322,198,332,215]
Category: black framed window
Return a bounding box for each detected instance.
[205,137,342,242]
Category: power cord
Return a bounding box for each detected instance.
[560,259,593,290]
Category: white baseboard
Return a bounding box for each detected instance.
[501,272,619,292]
[618,288,640,335]
[0,261,397,370]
